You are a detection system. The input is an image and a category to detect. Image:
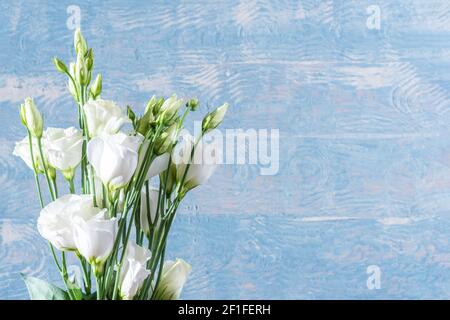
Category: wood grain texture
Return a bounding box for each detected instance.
[1,0,450,298]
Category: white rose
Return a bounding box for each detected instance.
[37,194,101,251]
[83,99,130,138]
[73,210,118,265]
[87,132,143,189]
[140,186,160,235]
[13,136,46,173]
[119,241,151,300]
[153,259,192,300]
[43,127,83,179]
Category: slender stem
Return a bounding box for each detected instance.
[52,177,58,198]
[26,132,65,281]
[37,138,55,200]
[75,253,91,295]
[150,246,166,299]
[68,178,75,194]
[95,275,102,300]
[33,173,44,208]
[111,202,139,300]
[61,252,75,300]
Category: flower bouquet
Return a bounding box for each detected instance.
[13,29,228,300]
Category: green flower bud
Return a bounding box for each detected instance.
[75,52,88,85]
[20,98,43,138]
[137,96,162,135]
[188,98,199,111]
[155,123,177,155]
[201,103,229,133]
[85,48,94,71]
[47,166,56,181]
[144,95,158,114]
[90,74,102,99]
[158,95,184,124]
[162,164,177,196]
[74,28,87,55]
[53,57,68,74]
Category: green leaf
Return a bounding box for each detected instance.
[67,280,83,300]
[21,274,69,300]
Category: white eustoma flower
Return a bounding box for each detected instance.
[147,153,170,179]
[43,127,83,180]
[87,132,143,189]
[13,136,46,173]
[83,99,130,138]
[140,186,160,235]
[37,194,101,251]
[73,210,118,265]
[137,140,171,180]
[119,241,151,300]
[153,259,192,300]
[172,134,220,190]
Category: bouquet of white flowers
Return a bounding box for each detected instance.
[13,29,229,300]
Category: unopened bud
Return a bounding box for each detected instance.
[53,57,68,74]
[74,28,87,55]
[75,52,88,85]
[188,98,199,111]
[20,98,43,138]
[90,74,102,98]
[201,103,229,133]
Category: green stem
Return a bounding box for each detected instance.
[150,246,166,299]
[111,203,139,300]
[61,252,75,300]
[76,253,91,295]
[68,178,75,194]
[48,243,62,272]
[37,138,55,200]
[95,274,102,300]
[52,177,58,198]
[33,173,44,208]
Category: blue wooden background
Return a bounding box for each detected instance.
[1,0,450,299]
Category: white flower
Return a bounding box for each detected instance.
[137,141,171,180]
[172,134,220,190]
[147,153,170,179]
[13,136,46,173]
[140,186,160,235]
[87,132,143,189]
[153,259,192,300]
[73,210,118,265]
[119,241,151,300]
[124,241,152,265]
[37,194,101,251]
[83,99,130,138]
[20,97,43,138]
[43,127,83,179]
